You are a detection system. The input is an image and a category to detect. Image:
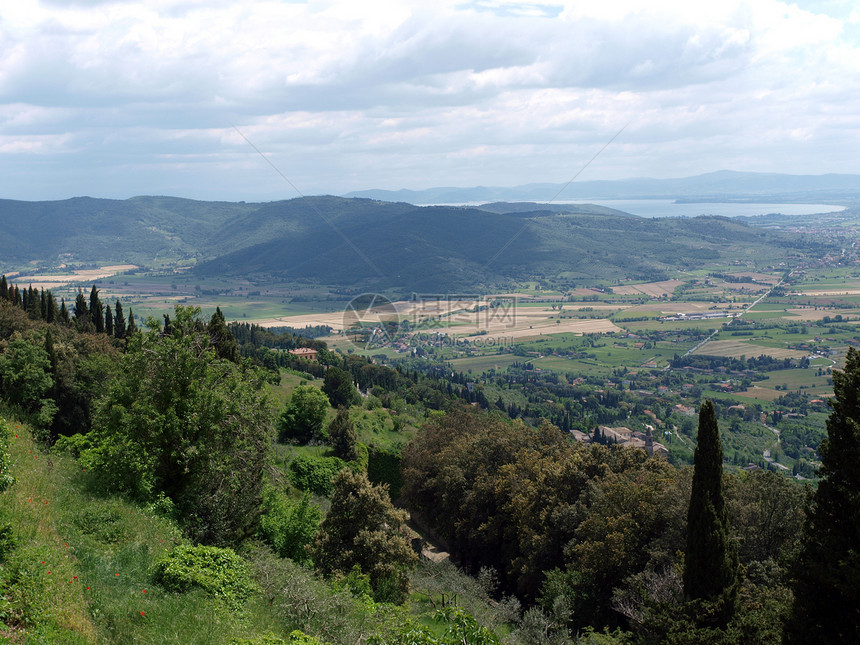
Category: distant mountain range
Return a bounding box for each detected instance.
[0,194,825,293]
[344,170,860,204]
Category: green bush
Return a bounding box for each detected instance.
[259,488,321,564]
[153,544,258,611]
[288,455,348,496]
[50,432,92,459]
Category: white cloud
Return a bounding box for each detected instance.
[0,0,857,199]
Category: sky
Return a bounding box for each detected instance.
[1,0,859,201]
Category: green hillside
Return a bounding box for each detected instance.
[0,195,824,293]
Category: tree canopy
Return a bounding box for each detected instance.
[785,348,860,644]
[81,306,276,546]
[684,400,738,626]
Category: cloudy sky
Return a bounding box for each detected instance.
[1,0,859,201]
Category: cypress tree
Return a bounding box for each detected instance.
[114,301,126,339]
[104,303,114,337]
[40,288,47,321]
[328,406,359,462]
[785,348,860,644]
[13,285,21,307]
[684,400,738,626]
[58,298,71,326]
[26,286,39,319]
[46,291,56,323]
[90,285,104,333]
[0,275,6,300]
[126,309,138,336]
[208,307,240,363]
[74,290,90,330]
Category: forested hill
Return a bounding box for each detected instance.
[0,195,821,292]
[192,200,813,291]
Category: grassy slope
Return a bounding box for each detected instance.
[0,418,511,645]
[0,422,280,644]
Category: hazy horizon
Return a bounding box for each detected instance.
[2,1,859,202]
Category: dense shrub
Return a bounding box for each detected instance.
[153,544,257,610]
[288,455,348,496]
[259,488,321,564]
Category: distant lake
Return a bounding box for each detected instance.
[557,200,846,219]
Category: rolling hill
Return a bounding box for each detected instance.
[0,194,824,293]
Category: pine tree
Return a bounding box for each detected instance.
[684,400,738,626]
[114,301,126,339]
[90,285,104,333]
[785,348,860,644]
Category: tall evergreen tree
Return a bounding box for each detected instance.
[45,290,56,323]
[58,298,71,326]
[104,303,114,337]
[90,285,104,333]
[785,349,860,644]
[684,400,737,626]
[126,308,138,336]
[208,307,240,363]
[0,275,6,300]
[74,290,89,329]
[26,286,40,320]
[328,406,359,462]
[114,301,126,339]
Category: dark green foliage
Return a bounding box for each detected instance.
[90,285,104,334]
[684,400,738,625]
[126,308,137,335]
[209,307,240,363]
[323,367,358,408]
[0,333,53,413]
[258,488,321,564]
[104,303,113,336]
[402,408,681,608]
[328,407,359,462]
[311,469,417,604]
[153,544,257,611]
[367,446,403,500]
[785,348,860,645]
[288,455,347,496]
[73,291,89,331]
[58,298,70,326]
[81,306,276,546]
[279,385,330,443]
[724,470,806,568]
[113,300,126,339]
